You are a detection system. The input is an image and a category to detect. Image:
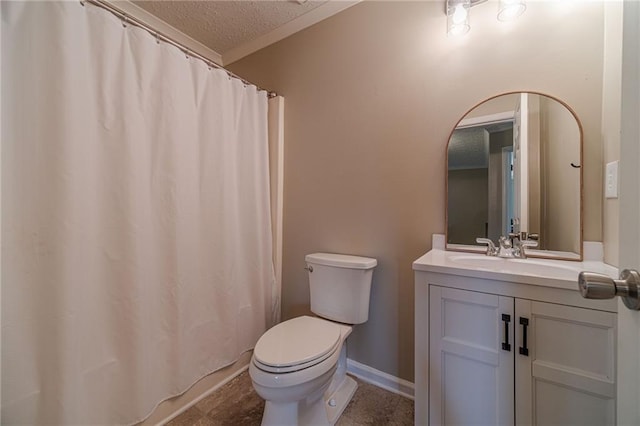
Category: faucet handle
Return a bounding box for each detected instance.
[516,239,538,259]
[476,238,498,255]
[508,233,521,244]
[515,231,539,242]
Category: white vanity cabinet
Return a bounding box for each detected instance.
[414,251,618,426]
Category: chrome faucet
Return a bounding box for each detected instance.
[476,238,498,256]
[499,236,516,258]
[476,232,539,259]
[509,232,539,259]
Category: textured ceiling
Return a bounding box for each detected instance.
[133,1,328,54]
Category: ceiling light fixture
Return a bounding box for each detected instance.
[446,0,527,36]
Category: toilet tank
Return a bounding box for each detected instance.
[305,253,377,325]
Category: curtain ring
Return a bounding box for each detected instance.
[79,0,86,6]
[122,16,128,28]
[155,32,160,45]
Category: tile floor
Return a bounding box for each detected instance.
[165,371,414,426]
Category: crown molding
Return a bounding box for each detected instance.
[222,0,361,65]
[104,0,223,66]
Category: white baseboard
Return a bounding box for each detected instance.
[346,358,414,400]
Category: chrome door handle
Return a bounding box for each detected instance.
[578,269,640,310]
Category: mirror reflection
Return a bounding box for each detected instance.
[446,93,582,260]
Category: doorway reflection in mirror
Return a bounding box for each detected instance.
[446,92,582,260]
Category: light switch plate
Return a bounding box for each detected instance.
[605,160,619,199]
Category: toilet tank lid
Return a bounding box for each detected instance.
[305,253,377,269]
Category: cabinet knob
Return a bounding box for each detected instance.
[578,269,640,310]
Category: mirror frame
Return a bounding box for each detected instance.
[445,91,584,261]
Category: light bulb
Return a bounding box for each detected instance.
[498,0,526,22]
[452,4,468,25]
[449,24,468,36]
[447,0,470,36]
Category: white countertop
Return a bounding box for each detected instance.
[413,249,619,291]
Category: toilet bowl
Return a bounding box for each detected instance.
[250,253,377,426]
[249,316,354,426]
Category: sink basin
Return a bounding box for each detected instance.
[448,254,580,279]
[414,248,619,290]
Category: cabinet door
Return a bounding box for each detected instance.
[429,286,514,425]
[515,299,616,426]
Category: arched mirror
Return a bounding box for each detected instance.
[446,92,583,260]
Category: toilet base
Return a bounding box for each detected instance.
[260,374,358,426]
[325,375,358,424]
[252,322,357,426]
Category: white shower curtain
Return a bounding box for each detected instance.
[1,2,275,424]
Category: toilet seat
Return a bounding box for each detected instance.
[253,316,341,374]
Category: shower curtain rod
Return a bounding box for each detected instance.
[81,0,277,98]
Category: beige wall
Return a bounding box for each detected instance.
[230,1,605,381]
[465,93,519,119]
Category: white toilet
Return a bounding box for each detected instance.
[249,252,377,426]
